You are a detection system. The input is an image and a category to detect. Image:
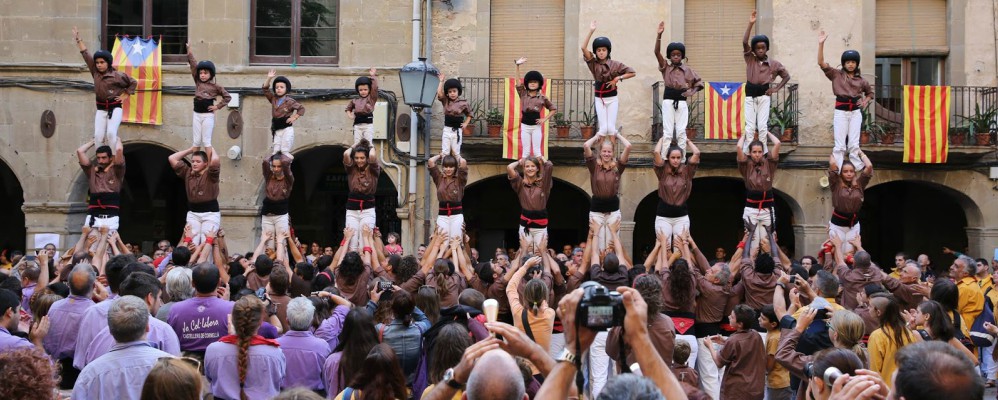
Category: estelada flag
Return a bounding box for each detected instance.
[704,82,746,140]
[111,36,162,125]
[903,85,951,163]
[502,77,552,159]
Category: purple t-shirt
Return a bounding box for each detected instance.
[167,296,234,352]
[276,330,331,390]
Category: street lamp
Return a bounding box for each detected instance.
[398,57,440,110]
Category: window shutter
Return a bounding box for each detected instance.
[876,0,948,56]
[683,0,756,82]
[489,0,565,79]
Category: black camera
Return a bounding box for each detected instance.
[378,281,393,292]
[576,281,625,331]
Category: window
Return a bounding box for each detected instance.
[251,0,340,65]
[875,57,944,114]
[102,0,188,62]
[489,0,564,79]
[684,0,757,82]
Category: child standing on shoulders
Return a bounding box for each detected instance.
[514,58,558,158]
[582,20,636,140]
[703,304,766,400]
[654,21,704,160]
[186,42,231,150]
[818,30,873,172]
[436,73,472,156]
[264,69,305,159]
[760,305,792,400]
[742,10,791,154]
[73,26,137,147]
[347,68,379,147]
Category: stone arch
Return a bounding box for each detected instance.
[0,156,26,252]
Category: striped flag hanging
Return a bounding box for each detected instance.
[704,82,746,140]
[111,36,162,125]
[903,85,951,163]
[502,77,552,159]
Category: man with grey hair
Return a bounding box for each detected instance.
[950,255,984,329]
[155,267,194,322]
[73,295,173,399]
[276,297,331,393]
[465,349,527,400]
[892,340,984,400]
[44,262,97,388]
[884,260,928,311]
[691,242,733,400]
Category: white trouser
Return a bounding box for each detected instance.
[520,124,542,157]
[589,211,621,254]
[655,215,691,251]
[675,335,699,369]
[743,206,774,252]
[982,344,997,380]
[594,96,619,136]
[442,127,462,156]
[84,215,120,231]
[436,214,465,239]
[588,331,613,399]
[829,222,861,255]
[345,208,376,251]
[262,214,290,249]
[192,112,215,148]
[94,108,124,146]
[548,332,565,359]
[696,339,723,400]
[518,226,548,253]
[743,95,771,154]
[353,123,374,146]
[186,211,221,245]
[833,109,864,171]
[661,100,689,159]
[273,127,295,158]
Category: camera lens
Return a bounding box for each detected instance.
[823,367,843,387]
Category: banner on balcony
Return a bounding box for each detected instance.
[110,35,162,125]
[903,85,951,163]
[704,82,745,140]
[502,77,552,159]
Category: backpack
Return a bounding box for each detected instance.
[971,288,997,348]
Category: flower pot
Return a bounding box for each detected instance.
[780,128,794,143]
[487,124,502,138]
[686,127,697,141]
[880,132,896,145]
[463,123,476,137]
[976,133,992,146]
[580,126,595,139]
[860,131,872,144]
[555,126,571,138]
[950,134,966,146]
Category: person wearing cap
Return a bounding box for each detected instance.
[654,21,704,160]
[72,26,137,147]
[582,20,636,140]
[436,72,472,157]
[264,69,305,159]
[743,10,791,155]
[347,68,379,147]
[186,42,231,151]
[818,30,874,172]
[513,58,558,158]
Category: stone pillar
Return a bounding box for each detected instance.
[219,206,262,254]
[967,227,998,261]
[793,224,828,260]
[619,221,635,261]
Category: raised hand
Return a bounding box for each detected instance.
[749,10,757,24]
[589,20,597,31]
[369,67,377,76]
[73,26,81,41]
[818,30,828,44]
[514,57,527,65]
[657,21,665,34]
[267,69,276,78]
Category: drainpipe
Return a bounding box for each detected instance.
[409,0,421,251]
[423,0,433,245]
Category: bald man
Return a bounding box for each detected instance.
[466,350,527,400]
[884,261,928,311]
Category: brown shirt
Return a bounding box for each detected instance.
[658,63,704,91]
[738,158,778,192]
[438,95,473,118]
[510,160,554,211]
[426,272,468,308]
[660,269,697,314]
[835,263,891,310]
[262,154,294,202]
[829,169,872,214]
[589,265,628,290]
[586,155,625,198]
[694,270,731,323]
[655,162,697,206]
[719,330,766,400]
[173,161,221,204]
[740,262,779,310]
[83,162,125,194]
[335,264,373,307]
[606,313,675,370]
[744,53,790,86]
[263,84,306,118]
[515,84,557,114]
[585,57,636,83]
[81,50,137,102]
[470,274,511,315]
[270,294,291,334]
[347,163,382,196]
[346,77,378,114]
[774,329,814,400]
[823,67,874,99]
[429,164,468,203]
[187,53,231,107]
[246,272,270,292]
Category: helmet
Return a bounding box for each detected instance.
[272,76,291,93]
[666,42,686,59]
[750,35,770,51]
[196,60,216,79]
[443,78,463,96]
[524,70,544,87]
[355,76,372,93]
[93,50,114,69]
[592,36,612,55]
[841,50,861,66]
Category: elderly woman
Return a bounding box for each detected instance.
[155,267,194,323]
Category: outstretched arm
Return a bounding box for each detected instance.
[581,20,597,60]
[767,132,781,160]
[743,11,757,53]
[653,137,665,167]
[618,134,633,165]
[736,133,748,162]
[817,31,830,69]
[113,138,125,166]
[654,22,667,68]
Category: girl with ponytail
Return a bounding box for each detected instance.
[507,256,555,377]
[376,290,431,384]
[205,296,286,400]
[775,308,870,399]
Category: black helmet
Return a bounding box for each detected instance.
[355,76,372,93]
[196,60,216,79]
[592,36,612,55]
[93,50,114,70]
[272,76,291,93]
[750,35,770,51]
[443,78,463,96]
[666,42,686,59]
[841,50,861,66]
[524,70,544,87]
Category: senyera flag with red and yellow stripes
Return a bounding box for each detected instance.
[502,77,552,159]
[111,35,162,125]
[704,82,746,140]
[903,85,951,163]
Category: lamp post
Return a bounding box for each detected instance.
[398,57,439,246]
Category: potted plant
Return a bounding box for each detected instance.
[956,103,997,146]
[860,106,881,145]
[580,108,597,139]
[949,125,970,146]
[686,99,699,140]
[485,107,504,137]
[465,99,484,137]
[880,124,897,145]
[552,111,572,139]
[769,96,798,142]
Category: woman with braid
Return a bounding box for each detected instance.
[205,296,286,400]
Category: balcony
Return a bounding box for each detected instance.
[458,77,596,140]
